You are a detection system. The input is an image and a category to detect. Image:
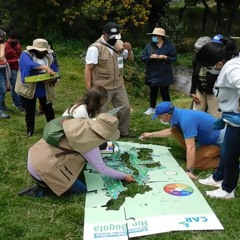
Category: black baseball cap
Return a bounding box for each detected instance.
[104,22,120,35]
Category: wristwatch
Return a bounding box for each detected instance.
[186,168,193,173]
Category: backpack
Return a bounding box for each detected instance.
[43,115,73,146]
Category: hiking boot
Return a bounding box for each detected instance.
[144,107,155,115]
[198,174,223,188]
[206,187,235,199]
[18,184,46,197]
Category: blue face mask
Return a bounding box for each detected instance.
[152,36,158,43]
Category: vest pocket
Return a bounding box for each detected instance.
[96,72,109,80]
[59,165,73,182]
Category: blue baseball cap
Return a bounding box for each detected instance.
[212,34,223,43]
[151,101,174,120]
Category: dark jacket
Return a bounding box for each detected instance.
[141,40,177,87]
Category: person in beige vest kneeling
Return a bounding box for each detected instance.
[19,113,135,197]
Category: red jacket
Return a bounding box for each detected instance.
[5,39,22,70]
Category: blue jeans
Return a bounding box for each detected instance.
[9,70,22,107]
[213,124,240,192]
[0,67,6,104]
[68,179,87,194]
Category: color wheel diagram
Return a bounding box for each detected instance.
[164,183,194,197]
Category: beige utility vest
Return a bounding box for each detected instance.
[91,40,126,90]
[15,50,54,103]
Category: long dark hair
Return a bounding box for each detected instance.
[196,37,239,67]
[68,85,108,118]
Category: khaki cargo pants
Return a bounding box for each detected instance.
[171,126,220,170]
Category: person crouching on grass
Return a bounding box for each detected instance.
[140,101,225,179]
[19,113,135,197]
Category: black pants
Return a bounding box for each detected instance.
[22,96,55,133]
[150,86,170,108]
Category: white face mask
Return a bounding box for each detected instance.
[206,64,221,75]
[208,68,221,75]
[159,119,169,125]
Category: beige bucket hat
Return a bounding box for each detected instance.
[26,38,53,53]
[147,28,168,37]
[88,113,120,140]
[63,113,120,152]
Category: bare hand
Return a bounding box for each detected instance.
[150,54,159,59]
[123,42,131,50]
[86,82,91,90]
[46,67,55,76]
[124,175,135,182]
[191,94,201,105]
[140,132,151,140]
[187,172,197,179]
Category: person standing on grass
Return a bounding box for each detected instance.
[84,21,135,138]
[190,35,223,118]
[0,29,10,119]
[15,38,56,137]
[196,38,240,199]
[18,113,135,197]
[141,27,176,115]
[5,31,24,112]
[36,41,60,115]
[140,101,225,179]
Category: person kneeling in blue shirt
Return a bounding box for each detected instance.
[140,101,225,179]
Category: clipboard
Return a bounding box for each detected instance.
[107,105,125,116]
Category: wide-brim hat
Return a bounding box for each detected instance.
[63,113,120,152]
[88,113,120,140]
[147,28,168,37]
[26,38,53,53]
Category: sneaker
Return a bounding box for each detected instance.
[206,187,235,199]
[12,104,24,112]
[198,174,223,188]
[144,107,155,115]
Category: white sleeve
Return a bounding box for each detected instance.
[85,46,99,64]
[72,105,89,119]
[226,67,240,96]
[122,49,128,60]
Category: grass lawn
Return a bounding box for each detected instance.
[0,47,239,240]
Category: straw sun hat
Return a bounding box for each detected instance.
[147,28,168,37]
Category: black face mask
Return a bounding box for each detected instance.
[34,51,47,59]
[10,41,18,46]
[107,39,117,46]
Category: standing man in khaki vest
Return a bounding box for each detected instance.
[84,21,135,138]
